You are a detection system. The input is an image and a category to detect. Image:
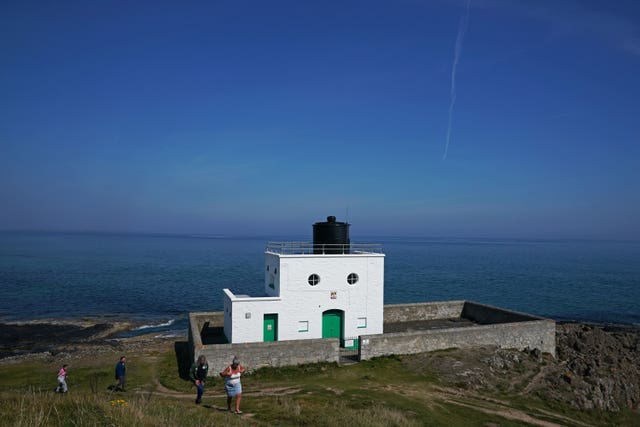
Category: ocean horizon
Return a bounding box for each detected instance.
[1,231,638,336]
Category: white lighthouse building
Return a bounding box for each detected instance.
[222,216,384,348]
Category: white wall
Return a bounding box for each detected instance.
[264,253,280,297]
[224,289,282,343]
[223,290,233,342]
[280,254,385,338]
[226,252,385,344]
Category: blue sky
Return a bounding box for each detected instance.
[1,0,639,239]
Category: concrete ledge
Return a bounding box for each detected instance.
[223,288,281,302]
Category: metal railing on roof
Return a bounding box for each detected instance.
[265,241,383,255]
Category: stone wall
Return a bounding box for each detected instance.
[367,301,556,358]
[360,319,556,360]
[189,312,224,362]
[189,301,556,374]
[461,301,540,324]
[383,301,464,323]
[189,312,340,375]
[196,338,340,376]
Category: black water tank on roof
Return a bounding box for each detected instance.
[313,216,350,254]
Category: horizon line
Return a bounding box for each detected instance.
[1,228,638,244]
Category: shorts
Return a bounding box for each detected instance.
[224,381,242,397]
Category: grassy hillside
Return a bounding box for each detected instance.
[0,338,638,426]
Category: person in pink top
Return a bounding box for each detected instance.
[55,364,68,393]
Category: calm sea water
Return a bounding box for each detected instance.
[1,232,638,336]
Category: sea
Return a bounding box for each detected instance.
[1,232,638,337]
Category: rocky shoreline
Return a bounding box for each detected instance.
[0,319,158,360]
[552,322,640,411]
[1,320,638,412]
[417,322,640,412]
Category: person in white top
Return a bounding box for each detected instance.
[219,356,246,414]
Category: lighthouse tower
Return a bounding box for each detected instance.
[222,216,385,348]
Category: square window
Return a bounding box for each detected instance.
[298,320,309,332]
[357,317,367,328]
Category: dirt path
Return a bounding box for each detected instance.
[142,380,302,420]
[148,377,592,427]
[434,386,594,427]
[150,379,301,400]
[379,383,592,427]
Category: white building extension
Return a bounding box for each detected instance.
[222,217,385,349]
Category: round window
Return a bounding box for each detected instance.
[347,273,359,285]
[308,274,320,286]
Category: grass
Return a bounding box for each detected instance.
[0,344,638,427]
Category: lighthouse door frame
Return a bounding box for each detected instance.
[321,309,343,342]
[263,313,278,342]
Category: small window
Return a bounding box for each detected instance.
[347,273,359,285]
[274,267,278,275]
[308,274,320,286]
[266,265,270,271]
[298,320,309,332]
[357,317,367,328]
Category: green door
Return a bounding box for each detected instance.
[263,314,278,342]
[322,310,342,339]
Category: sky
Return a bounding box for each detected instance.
[1,0,639,239]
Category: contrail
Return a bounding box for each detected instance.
[443,0,472,160]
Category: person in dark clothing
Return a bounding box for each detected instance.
[189,355,209,404]
[114,356,126,391]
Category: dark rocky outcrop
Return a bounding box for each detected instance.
[551,323,640,411]
[403,322,640,412]
[0,321,132,359]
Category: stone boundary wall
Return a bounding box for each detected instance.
[368,301,555,358]
[188,312,223,361]
[196,338,340,376]
[189,301,556,374]
[189,312,340,376]
[383,301,465,323]
[360,319,556,359]
[461,301,542,324]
